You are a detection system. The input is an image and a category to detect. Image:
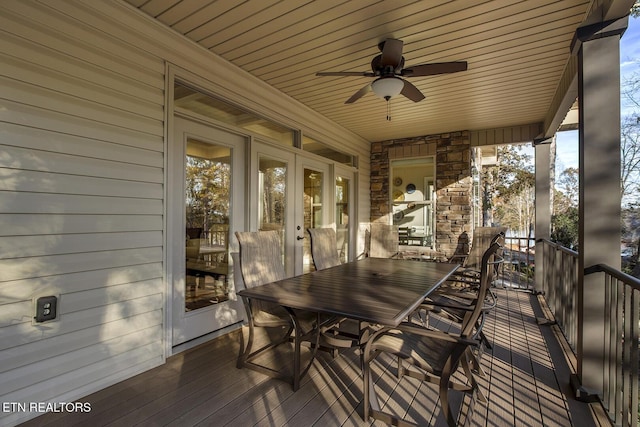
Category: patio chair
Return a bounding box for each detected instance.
[448,227,506,280]
[307,227,341,270]
[235,230,323,391]
[368,223,401,258]
[363,241,501,427]
[423,231,505,351]
[307,227,360,353]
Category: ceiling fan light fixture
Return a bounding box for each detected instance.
[371,76,404,100]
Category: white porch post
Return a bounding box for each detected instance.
[534,142,551,295]
[575,17,625,395]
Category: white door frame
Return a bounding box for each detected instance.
[294,156,331,276]
[250,141,335,276]
[168,116,246,349]
[335,163,358,262]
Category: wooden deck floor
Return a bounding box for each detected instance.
[21,290,607,427]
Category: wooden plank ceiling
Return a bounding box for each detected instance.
[125,0,591,142]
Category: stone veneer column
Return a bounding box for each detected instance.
[370,131,472,257]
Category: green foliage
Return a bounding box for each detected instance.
[551,207,579,249]
[185,155,231,229]
[482,145,535,234]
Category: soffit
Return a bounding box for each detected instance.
[125,0,591,142]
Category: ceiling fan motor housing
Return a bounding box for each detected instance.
[316,38,467,104]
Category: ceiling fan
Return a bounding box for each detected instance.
[316,38,467,104]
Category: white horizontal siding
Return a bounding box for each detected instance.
[0,144,162,183]
[0,263,163,302]
[0,1,166,424]
[0,168,164,198]
[1,123,163,163]
[0,2,164,89]
[0,247,162,283]
[2,324,162,392]
[1,101,163,152]
[1,293,163,351]
[0,310,162,370]
[0,214,163,236]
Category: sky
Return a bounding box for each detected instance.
[553,14,640,176]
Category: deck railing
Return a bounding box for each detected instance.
[500,236,536,291]
[584,264,640,427]
[538,238,579,350]
[538,238,639,427]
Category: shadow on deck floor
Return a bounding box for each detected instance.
[20,290,606,426]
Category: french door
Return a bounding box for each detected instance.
[169,117,246,347]
[251,142,331,276]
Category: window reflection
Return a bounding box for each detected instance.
[258,157,287,264]
[184,139,231,311]
[336,176,350,263]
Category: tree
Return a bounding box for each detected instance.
[557,167,579,208]
[551,167,579,249]
[185,155,231,231]
[551,207,579,249]
[481,145,535,235]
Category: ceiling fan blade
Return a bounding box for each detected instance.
[400,80,425,102]
[345,83,371,104]
[380,38,403,68]
[316,71,375,77]
[402,61,468,77]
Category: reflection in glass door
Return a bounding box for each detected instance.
[185,140,231,312]
[171,118,245,348]
[335,175,350,263]
[258,156,288,263]
[302,167,324,274]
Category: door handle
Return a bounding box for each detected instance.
[297,235,305,240]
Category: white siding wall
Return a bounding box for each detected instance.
[0,1,371,425]
[0,1,165,425]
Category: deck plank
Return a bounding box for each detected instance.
[19,289,602,427]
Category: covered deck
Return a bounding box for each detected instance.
[21,288,607,427]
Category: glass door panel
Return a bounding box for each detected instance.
[296,157,330,275]
[251,142,295,276]
[335,175,350,263]
[171,118,245,347]
[258,156,288,262]
[302,167,324,274]
[185,140,231,312]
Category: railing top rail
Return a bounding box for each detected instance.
[585,263,640,290]
[536,238,579,257]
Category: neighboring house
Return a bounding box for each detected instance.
[0,1,632,426]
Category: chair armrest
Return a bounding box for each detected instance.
[368,323,479,347]
[394,322,479,346]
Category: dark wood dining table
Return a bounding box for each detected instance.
[238,257,459,326]
[236,257,459,389]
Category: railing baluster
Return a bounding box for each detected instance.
[631,288,639,427]
[604,274,612,413]
[617,278,624,424]
[537,238,639,425]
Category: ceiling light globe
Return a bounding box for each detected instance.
[371,77,404,100]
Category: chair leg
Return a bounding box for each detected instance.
[286,309,321,392]
[466,347,485,377]
[439,346,469,427]
[439,368,457,427]
[462,353,486,403]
